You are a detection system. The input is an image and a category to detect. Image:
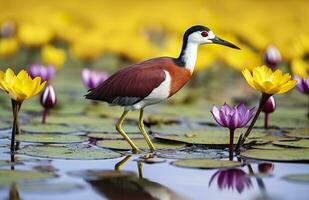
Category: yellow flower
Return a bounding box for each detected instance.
[18,24,53,48]
[0,38,18,58]
[41,45,66,70]
[0,68,46,102]
[242,65,297,94]
[291,58,309,78]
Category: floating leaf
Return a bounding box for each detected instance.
[97,139,185,150]
[155,129,265,146]
[68,170,135,179]
[157,149,226,160]
[253,135,298,144]
[286,128,309,139]
[171,159,242,169]
[241,149,309,162]
[16,134,88,144]
[272,140,309,148]
[19,183,84,193]
[0,170,55,187]
[21,124,79,134]
[78,123,140,133]
[87,133,143,140]
[251,144,287,150]
[282,174,309,183]
[20,146,122,160]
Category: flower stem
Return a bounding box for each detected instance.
[42,108,48,124]
[307,95,309,118]
[264,113,269,129]
[229,129,235,161]
[236,93,271,154]
[11,100,22,152]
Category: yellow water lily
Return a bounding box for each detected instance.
[0,68,46,102]
[0,38,18,58]
[41,45,66,70]
[242,65,297,94]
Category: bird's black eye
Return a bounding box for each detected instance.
[201,31,208,37]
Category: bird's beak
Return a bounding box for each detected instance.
[210,36,240,50]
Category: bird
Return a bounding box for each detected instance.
[85,25,240,152]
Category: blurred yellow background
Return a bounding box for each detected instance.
[0,0,308,76]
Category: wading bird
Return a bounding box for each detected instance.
[85,25,240,152]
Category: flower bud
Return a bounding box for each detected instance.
[40,85,57,109]
[264,45,281,69]
[294,76,309,94]
[262,96,276,113]
[258,162,274,175]
[28,64,56,82]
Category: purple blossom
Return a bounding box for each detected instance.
[81,68,109,90]
[263,45,281,69]
[211,103,255,130]
[258,163,274,175]
[40,84,57,109]
[262,96,276,113]
[209,168,252,193]
[294,76,309,94]
[27,64,56,82]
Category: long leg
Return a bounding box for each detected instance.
[116,110,140,152]
[138,109,156,151]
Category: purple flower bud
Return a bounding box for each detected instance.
[264,45,281,69]
[294,76,309,94]
[27,64,56,82]
[210,103,255,130]
[258,163,274,175]
[209,168,252,193]
[262,96,276,113]
[40,85,57,109]
[81,68,109,90]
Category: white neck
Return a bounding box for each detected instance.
[181,42,199,73]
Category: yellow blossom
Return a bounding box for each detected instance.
[291,58,309,78]
[41,45,66,70]
[18,24,53,48]
[242,65,297,94]
[0,37,18,58]
[0,68,46,102]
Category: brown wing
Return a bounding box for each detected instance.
[85,58,167,106]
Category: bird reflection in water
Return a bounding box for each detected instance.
[86,155,188,200]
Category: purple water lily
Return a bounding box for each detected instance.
[209,168,252,194]
[211,103,255,160]
[263,45,281,69]
[82,68,109,90]
[40,84,57,123]
[294,76,309,94]
[262,96,276,129]
[27,64,56,82]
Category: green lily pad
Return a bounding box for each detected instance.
[155,129,265,146]
[97,139,185,150]
[0,121,10,130]
[77,123,140,133]
[150,124,191,135]
[20,146,122,160]
[251,144,287,150]
[87,133,143,140]
[19,182,84,193]
[32,116,109,126]
[0,170,55,187]
[50,103,86,115]
[16,134,88,144]
[21,124,79,134]
[286,128,309,139]
[272,140,309,148]
[282,174,309,183]
[253,135,298,143]
[241,149,309,162]
[171,159,242,169]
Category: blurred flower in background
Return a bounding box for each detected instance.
[27,64,56,82]
[18,24,53,48]
[0,37,18,58]
[81,68,109,90]
[263,45,281,69]
[41,45,66,70]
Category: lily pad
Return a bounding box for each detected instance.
[286,128,309,139]
[68,170,135,179]
[282,174,309,183]
[251,144,287,150]
[19,183,84,193]
[97,139,185,150]
[253,135,298,144]
[155,129,265,146]
[16,134,88,144]
[0,170,55,187]
[21,124,79,134]
[241,149,309,162]
[171,159,242,169]
[20,146,122,160]
[78,123,140,133]
[272,140,309,148]
[157,149,227,160]
[0,121,10,130]
[87,133,144,140]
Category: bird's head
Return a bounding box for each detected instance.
[184,25,240,49]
